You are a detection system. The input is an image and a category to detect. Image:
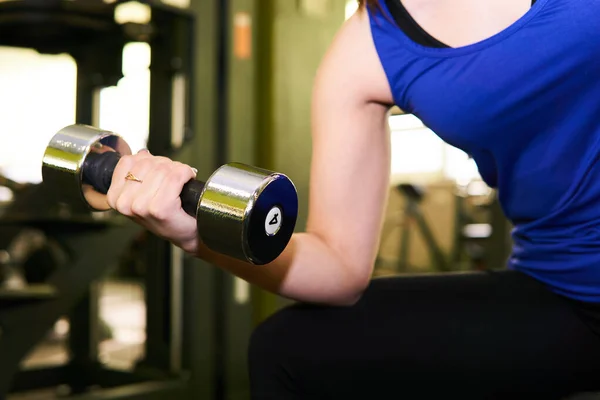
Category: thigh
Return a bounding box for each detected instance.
[249,270,600,399]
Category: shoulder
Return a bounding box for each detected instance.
[314,8,395,107]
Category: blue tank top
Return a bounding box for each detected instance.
[368,0,600,303]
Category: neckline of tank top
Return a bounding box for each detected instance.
[375,0,550,58]
[384,0,538,49]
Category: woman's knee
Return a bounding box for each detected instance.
[248,303,317,367]
[248,304,318,398]
[248,300,358,361]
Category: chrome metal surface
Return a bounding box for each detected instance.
[196,163,273,263]
[42,124,131,211]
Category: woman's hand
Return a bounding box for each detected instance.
[106,149,200,254]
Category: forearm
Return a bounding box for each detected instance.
[193,10,390,307]
[195,232,365,306]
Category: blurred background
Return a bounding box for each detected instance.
[0,1,512,399]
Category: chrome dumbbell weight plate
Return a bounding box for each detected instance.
[197,163,298,265]
[41,125,131,211]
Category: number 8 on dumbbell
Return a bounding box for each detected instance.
[41,124,298,265]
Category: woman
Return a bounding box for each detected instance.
[105,0,600,397]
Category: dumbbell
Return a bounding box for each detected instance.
[41,124,298,265]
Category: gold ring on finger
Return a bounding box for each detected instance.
[125,172,143,183]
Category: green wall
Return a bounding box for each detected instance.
[229,0,258,166]
[262,0,347,231]
[252,0,347,321]
[179,2,219,399]
[181,1,348,397]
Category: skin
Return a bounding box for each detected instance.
[106,0,531,306]
[400,0,532,48]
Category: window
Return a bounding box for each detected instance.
[345,0,359,19]
[389,114,480,185]
[0,47,77,184]
[0,42,151,184]
[0,0,198,185]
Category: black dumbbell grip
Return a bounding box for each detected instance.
[83,151,120,195]
[82,151,205,217]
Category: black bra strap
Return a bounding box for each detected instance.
[384,0,538,48]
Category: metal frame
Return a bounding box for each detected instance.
[396,184,449,272]
[0,221,143,396]
[10,365,190,400]
[0,1,203,398]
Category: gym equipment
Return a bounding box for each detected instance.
[0,1,255,399]
[396,183,449,272]
[0,174,29,193]
[0,227,65,300]
[0,228,48,290]
[42,124,299,265]
[0,222,143,397]
[376,181,499,274]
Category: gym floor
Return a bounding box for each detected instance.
[8,280,145,400]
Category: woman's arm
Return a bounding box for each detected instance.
[107,9,394,306]
[195,10,394,305]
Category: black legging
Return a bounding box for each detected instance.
[248,270,600,399]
